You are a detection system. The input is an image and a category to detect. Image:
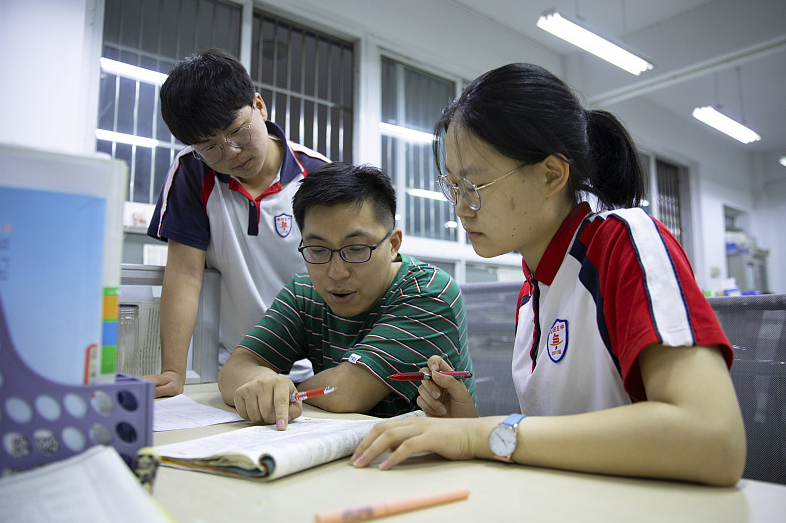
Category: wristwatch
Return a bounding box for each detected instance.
[488,413,527,462]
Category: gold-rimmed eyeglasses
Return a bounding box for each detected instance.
[437,164,527,211]
[192,106,255,165]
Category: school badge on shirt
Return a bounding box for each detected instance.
[274,213,293,237]
[547,319,568,362]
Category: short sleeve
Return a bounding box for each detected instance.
[147,151,211,250]
[589,213,732,400]
[341,275,475,403]
[236,281,307,371]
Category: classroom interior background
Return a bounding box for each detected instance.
[1,0,784,295]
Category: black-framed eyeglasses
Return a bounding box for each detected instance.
[437,164,527,211]
[192,106,255,165]
[298,229,394,264]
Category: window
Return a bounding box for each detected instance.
[251,14,353,162]
[656,159,683,244]
[97,0,354,206]
[639,152,693,260]
[380,57,457,242]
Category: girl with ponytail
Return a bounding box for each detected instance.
[352,63,745,486]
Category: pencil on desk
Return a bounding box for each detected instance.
[314,487,470,523]
[290,386,336,403]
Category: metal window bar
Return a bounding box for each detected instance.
[380,57,456,242]
[251,13,353,163]
[656,159,682,243]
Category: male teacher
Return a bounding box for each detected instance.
[218,163,475,429]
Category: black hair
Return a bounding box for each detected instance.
[292,163,397,231]
[160,48,255,145]
[433,63,644,210]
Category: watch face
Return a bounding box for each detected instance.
[489,425,516,457]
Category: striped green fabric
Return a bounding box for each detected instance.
[239,254,475,417]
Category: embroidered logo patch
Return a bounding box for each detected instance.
[547,319,568,363]
[274,213,293,238]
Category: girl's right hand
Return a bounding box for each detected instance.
[417,355,478,418]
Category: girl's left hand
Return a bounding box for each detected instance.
[349,416,498,470]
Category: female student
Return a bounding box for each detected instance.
[350,63,746,486]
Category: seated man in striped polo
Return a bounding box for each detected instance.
[218,163,475,428]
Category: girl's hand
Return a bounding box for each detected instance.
[417,355,478,418]
[349,416,498,470]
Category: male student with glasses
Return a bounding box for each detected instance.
[218,163,476,429]
[145,48,329,398]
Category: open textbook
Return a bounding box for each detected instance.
[154,411,424,481]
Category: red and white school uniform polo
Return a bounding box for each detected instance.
[148,120,329,366]
[512,202,732,416]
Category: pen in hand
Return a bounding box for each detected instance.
[290,386,337,403]
[388,371,472,381]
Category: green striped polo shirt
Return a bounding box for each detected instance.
[238,254,475,418]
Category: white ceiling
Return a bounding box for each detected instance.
[449,0,786,157]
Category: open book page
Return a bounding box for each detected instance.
[155,411,424,480]
[0,445,173,523]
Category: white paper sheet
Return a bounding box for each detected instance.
[153,394,243,431]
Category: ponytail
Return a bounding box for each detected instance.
[583,110,645,210]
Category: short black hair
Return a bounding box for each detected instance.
[160,48,255,145]
[293,163,397,231]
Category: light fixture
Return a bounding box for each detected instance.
[536,10,653,75]
[100,57,168,85]
[378,122,433,144]
[779,155,786,167]
[95,129,160,148]
[692,107,761,144]
[692,67,761,145]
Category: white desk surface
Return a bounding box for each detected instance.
[153,383,786,523]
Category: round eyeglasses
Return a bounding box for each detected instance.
[437,164,527,211]
[298,229,394,264]
[192,106,255,165]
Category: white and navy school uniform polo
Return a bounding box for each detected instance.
[148,121,329,364]
[512,202,732,416]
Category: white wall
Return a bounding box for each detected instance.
[0,0,103,155]
[751,153,786,293]
[0,0,783,293]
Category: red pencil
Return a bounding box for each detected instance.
[388,371,472,381]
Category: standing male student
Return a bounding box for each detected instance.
[145,49,329,397]
[218,163,475,429]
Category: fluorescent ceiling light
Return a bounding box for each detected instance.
[95,129,160,148]
[406,188,445,201]
[536,11,653,75]
[100,57,168,85]
[691,107,761,144]
[379,122,433,144]
[779,156,786,167]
